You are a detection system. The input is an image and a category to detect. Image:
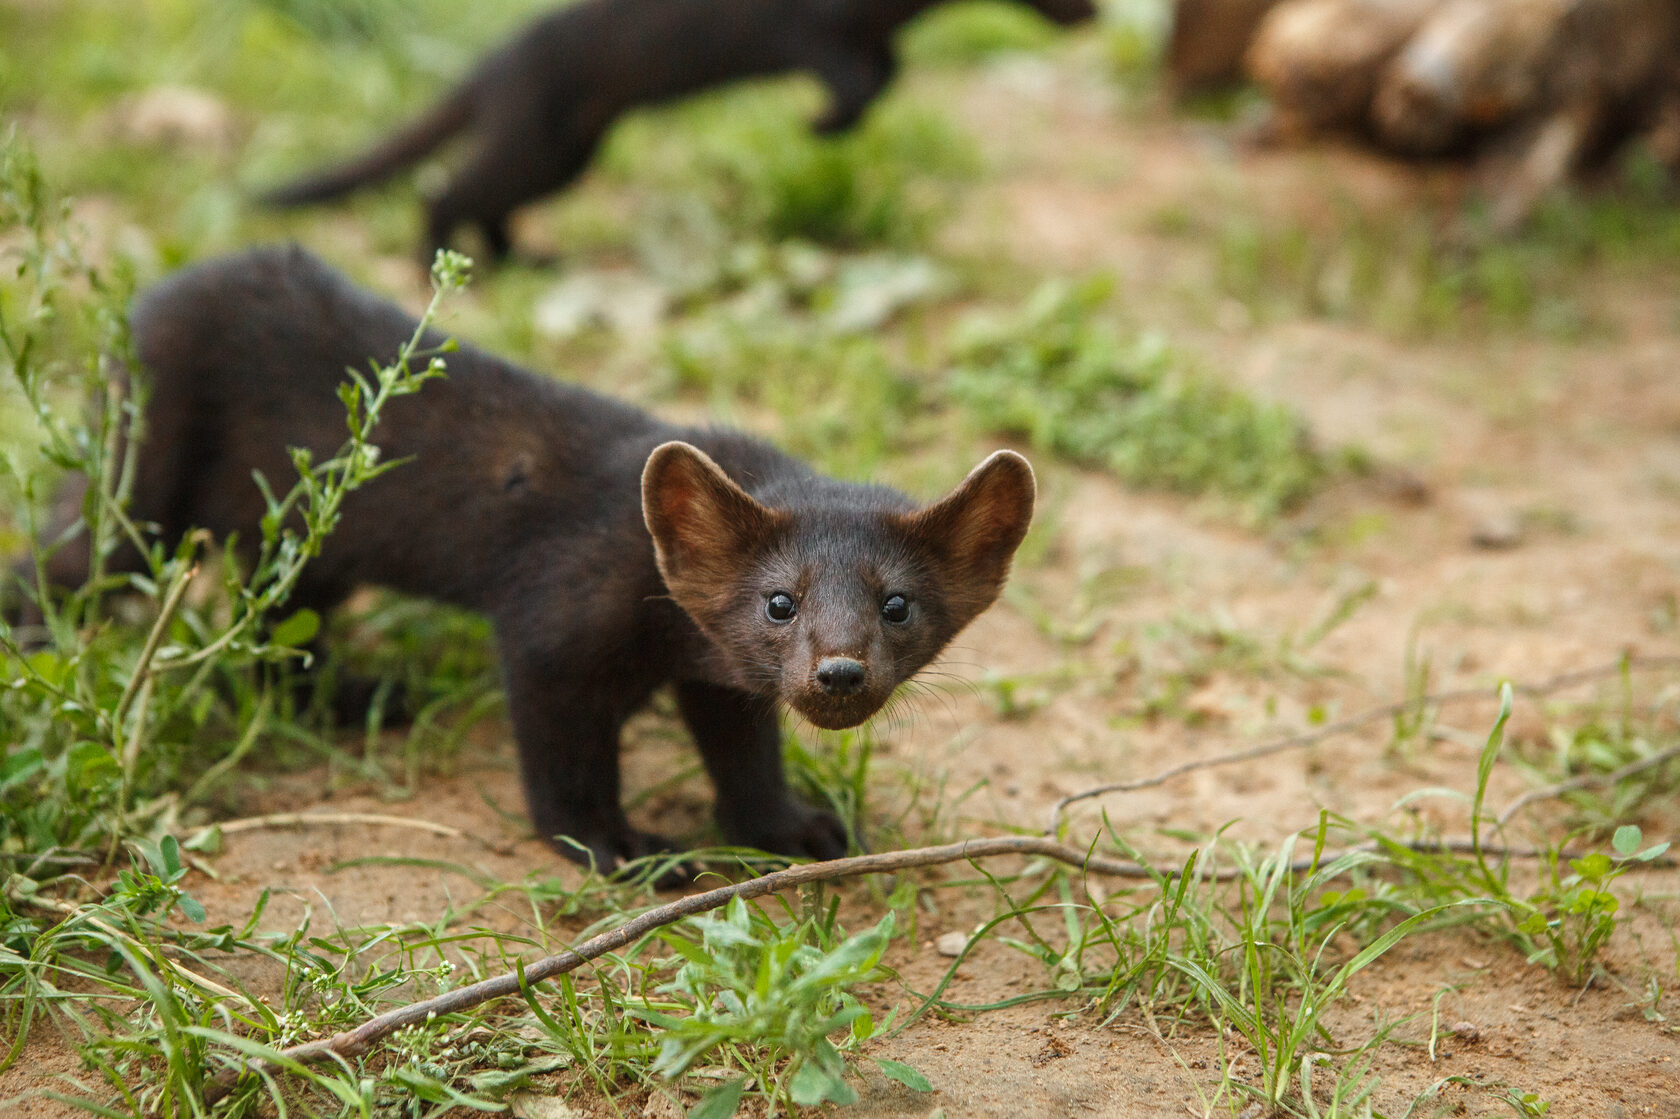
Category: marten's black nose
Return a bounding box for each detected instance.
[816,657,866,695]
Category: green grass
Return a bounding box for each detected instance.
[899,0,1069,66]
[949,275,1333,520]
[663,310,928,478]
[1508,680,1680,838]
[604,90,978,251]
[915,697,1669,1114]
[1184,163,1680,341]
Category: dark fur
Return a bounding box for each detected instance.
[260,0,1096,263]
[16,247,1035,873]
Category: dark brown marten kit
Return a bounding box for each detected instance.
[16,247,1035,873]
[263,0,1095,263]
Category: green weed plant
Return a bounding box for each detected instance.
[637,897,928,1116]
[0,133,472,1089]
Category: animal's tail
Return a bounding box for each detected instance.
[260,89,473,206]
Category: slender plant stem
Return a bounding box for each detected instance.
[180,694,271,808]
[111,546,199,734]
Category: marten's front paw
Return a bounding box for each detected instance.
[730,803,850,862]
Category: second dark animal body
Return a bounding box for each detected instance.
[27,247,1035,873]
[260,0,1096,263]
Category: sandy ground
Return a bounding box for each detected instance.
[7,53,1680,1119]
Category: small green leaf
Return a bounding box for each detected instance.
[178,894,206,923]
[183,825,224,855]
[790,1058,857,1107]
[27,651,70,688]
[1051,956,1082,991]
[687,1077,746,1119]
[159,833,183,877]
[129,837,165,876]
[65,750,119,796]
[270,608,320,649]
[1612,825,1642,857]
[0,747,44,785]
[1570,853,1612,879]
[874,1058,933,1093]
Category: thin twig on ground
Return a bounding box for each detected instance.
[1498,742,1680,826]
[197,831,1656,1104]
[188,654,1679,1102]
[1046,655,1680,834]
[213,811,468,839]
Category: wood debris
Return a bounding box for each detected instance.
[1169,0,1680,226]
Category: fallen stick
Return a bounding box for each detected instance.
[197,828,1674,1104]
[196,836,1136,1102]
[193,654,1680,1102]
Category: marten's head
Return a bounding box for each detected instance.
[643,442,1035,730]
[1024,0,1098,27]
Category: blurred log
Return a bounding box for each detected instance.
[1168,0,1282,92]
[1371,0,1565,154]
[1246,0,1447,136]
[1372,0,1680,156]
[1645,79,1680,171]
[1372,0,1680,224]
[1239,0,1680,229]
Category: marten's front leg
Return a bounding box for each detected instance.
[501,642,673,874]
[809,46,899,136]
[675,680,850,861]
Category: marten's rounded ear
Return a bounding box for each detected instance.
[899,450,1036,621]
[642,442,779,585]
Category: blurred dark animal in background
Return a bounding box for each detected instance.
[261,0,1097,264]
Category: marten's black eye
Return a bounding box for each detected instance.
[765,592,798,623]
[881,594,911,625]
